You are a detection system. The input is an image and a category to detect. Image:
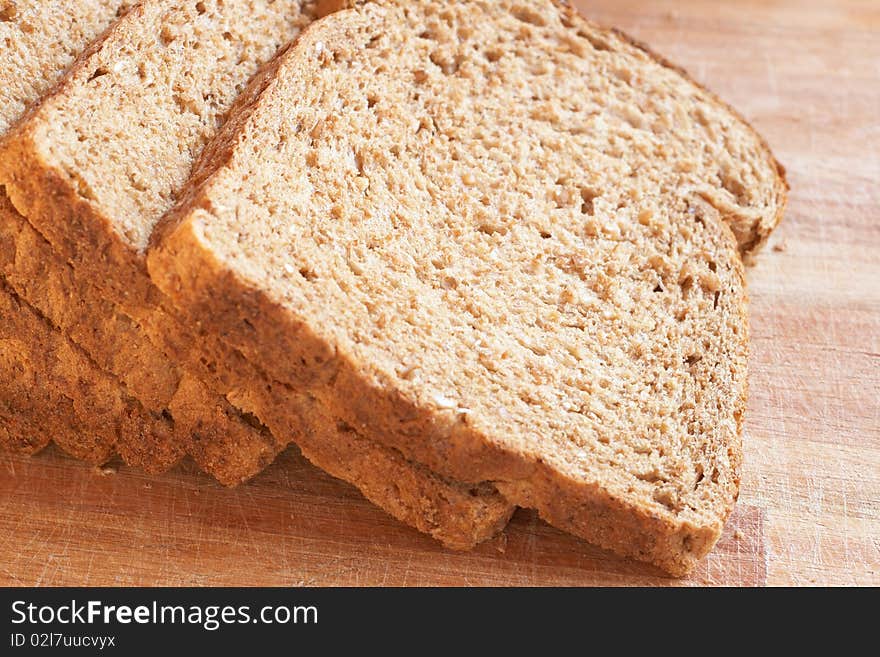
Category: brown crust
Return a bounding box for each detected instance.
[0,280,182,472]
[149,1,757,574]
[0,195,282,484]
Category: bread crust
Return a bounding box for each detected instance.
[150,1,759,574]
[0,276,181,472]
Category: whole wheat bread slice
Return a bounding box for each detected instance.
[0,0,513,547]
[0,0,182,468]
[150,0,787,574]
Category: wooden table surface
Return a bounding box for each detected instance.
[1,0,878,586]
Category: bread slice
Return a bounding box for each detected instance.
[150,0,787,574]
[0,199,513,548]
[0,0,513,547]
[0,0,172,465]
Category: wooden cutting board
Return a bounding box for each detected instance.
[1,0,877,586]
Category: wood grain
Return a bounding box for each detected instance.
[1,0,878,586]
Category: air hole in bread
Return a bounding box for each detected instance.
[87,67,109,82]
[128,172,148,192]
[511,6,547,27]
[581,31,610,51]
[173,93,197,115]
[687,205,705,227]
[415,116,431,134]
[236,410,265,432]
[429,50,459,75]
[636,470,665,483]
[580,187,598,215]
[440,276,457,290]
[680,275,694,294]
[559,34,588,58]
[160,25,175,45]
[198,355,218,374]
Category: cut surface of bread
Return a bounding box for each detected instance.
[0,0,513,547]
[149,0,780,574]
